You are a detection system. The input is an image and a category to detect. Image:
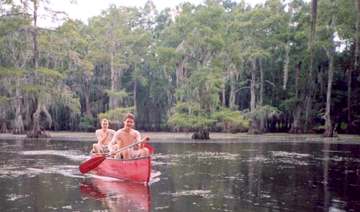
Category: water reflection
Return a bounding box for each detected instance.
[151,142,360,211]
[80,178,150,212]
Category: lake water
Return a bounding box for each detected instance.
[0,138,360,211]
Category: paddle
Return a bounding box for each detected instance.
[79,139,148,174]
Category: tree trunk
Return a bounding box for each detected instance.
[32,0,38,70]
[248,59,260,134]
[109,52,121,110]
[25,101,32,130]
[290,62,303,133]
[283,3,293,90]
[283,43,290,90]
[347,68,352,132]
[30,104,41,137]
[0,121,8,133]
[41,105,52,128]
[13,78,24,134]
[27,102,52,138]
[324,49,335,137]
[356,0,360,73]
[191,129,210,140]
[229,71,236,109]
[28,104,49,138]
[259,59,265,132]
[134,80,137,115]
[84,76,92,117]
[295,62,301,100]
[222,76,226,107]
[109,52,119,109]
[324,1,336,137]
[175,56,186,88]
[304,0,318,132]
[28,0,48,138]
[349,0,360,132]
[250,59,256,113]
[84,88,91,117]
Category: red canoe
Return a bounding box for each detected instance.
[90,144,155,183]
[91,156,151,183]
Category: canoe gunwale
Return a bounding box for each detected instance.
[102,156,151,162]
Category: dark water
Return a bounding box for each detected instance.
[1,138,360,211]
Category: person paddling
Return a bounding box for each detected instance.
[92,119,115,154]
[109,113,150,159]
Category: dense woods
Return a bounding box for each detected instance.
[0,0,359,138]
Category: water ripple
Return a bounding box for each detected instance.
[19,150,88,161]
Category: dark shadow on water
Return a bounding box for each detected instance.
[80,178,151,212]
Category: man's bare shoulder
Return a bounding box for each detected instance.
[131,129,140,135]
[132,129,140,133]
[113,128,124,135]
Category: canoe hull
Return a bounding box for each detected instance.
[92,156,151,183]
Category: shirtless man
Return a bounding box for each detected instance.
[109,113,150,159]
[92,119,115,154]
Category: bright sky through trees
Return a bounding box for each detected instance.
[39,0,266,28]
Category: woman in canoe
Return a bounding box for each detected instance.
[92,119,115,154]
[109,113,150,159]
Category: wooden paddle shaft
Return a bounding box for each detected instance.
[107,139,147,157]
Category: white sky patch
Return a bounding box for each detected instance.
[334,31,347,53]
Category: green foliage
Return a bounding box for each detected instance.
[168,101,215,130]
[36,68,64,80]
[168,111,216,131]
[168,103,249,132]
[0,0,359,134]
[98,107,134,122]
[340,122,347,131]
[173,102,202,115]
[156,47,179,64]
[279,97,300,112]
[0,66,25,77]
[57,88,81,114]
[105,89,128,101]
[179,67,223,112]
[0,96,10,105]
[79,116,96,132]
[212,108,250,132]
[247,105,281,120]
[21,84,41,95]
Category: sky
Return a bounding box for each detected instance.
[39,0,266,28]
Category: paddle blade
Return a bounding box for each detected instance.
[144,143,155,154]
[79,156,106,174]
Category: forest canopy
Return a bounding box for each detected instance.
[0,0,359,138]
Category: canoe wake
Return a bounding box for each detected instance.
[20,150,87,161]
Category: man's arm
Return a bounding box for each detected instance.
[107,129,116,144]
[97,132,109,145]
[95,130,104,144]
[135,130,150,148]
[108,131,118,153]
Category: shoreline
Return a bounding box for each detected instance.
[0,131,360,143]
